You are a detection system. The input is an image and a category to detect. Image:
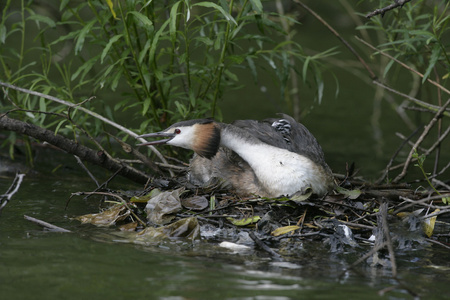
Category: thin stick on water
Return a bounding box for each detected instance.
[24,215,71,233]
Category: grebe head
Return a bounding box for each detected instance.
[137,119,221,159]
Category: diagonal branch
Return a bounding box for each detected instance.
[366,0,413,19]
[0,115,152,185]
[393,98,450,182]
[294,0,377,80]
[0,81,171,172]
[356,37,450,96]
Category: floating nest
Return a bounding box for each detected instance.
[72,173,450,267]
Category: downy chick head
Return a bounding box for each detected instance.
[137,119,221,159]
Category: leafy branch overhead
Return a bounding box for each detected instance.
[0,0,332,165]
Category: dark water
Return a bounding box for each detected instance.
[1,162,450,299]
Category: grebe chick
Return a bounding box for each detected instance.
[137,114,334,197]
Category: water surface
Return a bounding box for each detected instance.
[1,172,449,299]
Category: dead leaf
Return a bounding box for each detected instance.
[181,195,209,211]
[132,217,200,243]
[289,189,313,202]
[130,188,162,203]
[76,204,130,227]
[118,222,138,232]
[423,209,439,237]
[146,188,183,225]
[271,225,300,236]
[336,186,361,200]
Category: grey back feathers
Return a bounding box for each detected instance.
[231,114,328,169]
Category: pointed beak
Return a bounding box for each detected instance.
[136,132,175,146]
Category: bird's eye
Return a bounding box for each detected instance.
[174,128,181,134]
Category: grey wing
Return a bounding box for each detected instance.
[232,114,327,167]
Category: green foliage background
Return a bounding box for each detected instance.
[0,0,448,176]
[0,2,328,131]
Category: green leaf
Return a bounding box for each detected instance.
[422,45,441,83]
[75,20,96,55]
[49,30,79,46]
[189,90,196,107]
[128,11,153,27]
[60,0,70,11]
[169,1,182,43]
[246,56,257,83]
[383,56,396,78]
[336,187,361,200]
[101,34,122,64]
[227,216,260,226]
[302,56,310,83]
[110,71,122,91]
[0,24,6,44]
[142,98,151,115]
[315,70,324,104]
[289,190,312,202]
[249,0,263,13]
[138,39,152,64]
[27,14,56,28]
[71,55,100,81]
[130,189,162,203]
[193,2,237,25]
[226,55,245,64]
[39,97,47,112]
[149,19,170,66]
[175,101,188,117]
[54,120,67,135]
[193,36,214,46]
[224,69,238,81]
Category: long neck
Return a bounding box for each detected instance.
[219,124,268,161]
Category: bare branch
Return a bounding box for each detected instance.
[294,0,377,80]
[356,37,450,96]
[0,115,152,184]
[366,0,413,18]
[393,98,450,182]
[0,81,171,170]
[0,173,26,214]
[24,215,71,233]
[380,202,397,277]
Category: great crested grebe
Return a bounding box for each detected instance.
[137,114,334,197]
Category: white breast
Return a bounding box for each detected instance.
[222,136,329,197]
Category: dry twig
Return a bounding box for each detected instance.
[0,81,172,175]
[394,98,450,182]
[356,37,450,97]
[24,215,71,233]
[366,0,413,18]
[0,173,26,214]
[294,0,376,79]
